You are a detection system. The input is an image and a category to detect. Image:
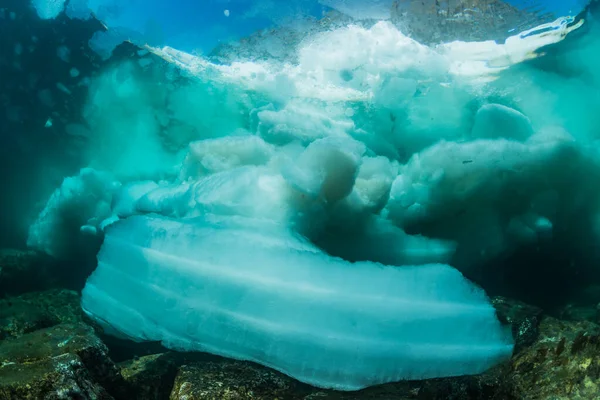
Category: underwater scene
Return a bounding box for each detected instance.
[1,0,600,398]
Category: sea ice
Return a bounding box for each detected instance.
[82,214,513,390]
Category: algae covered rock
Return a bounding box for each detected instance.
[0,289,83,340]
[492,296,543,353]
[169,360,309,400]
[0,323,127,399]
[507,317,600,399]
[0,353,113,400]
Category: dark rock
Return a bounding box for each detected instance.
[0,324,128,399]
[492,296,543,353]
[98,335,170,364]
[0,249,60,297]
[0,289,83,340]
[119,353,183,400]
[412,365,513,400]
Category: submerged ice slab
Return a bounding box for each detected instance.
[82,214,513,390]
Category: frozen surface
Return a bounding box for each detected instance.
[82,214,513,390]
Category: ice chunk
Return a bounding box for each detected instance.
[82,214,513,391]
[181,136,274,179]
[27,168,119,258]
[347,156,399,213]
[471,104,534,141]
[282,137,366,203]
[256,102,357,146]
[32,0,66,19]
[386,131,580,228]
[507,213,553,245]
[384,129,583,269]
[314,216,457,266]
[373,77,418,109]
[136,182,192,217]
[111,181,159,218]
[65,0,92,19]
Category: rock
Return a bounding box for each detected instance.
[506,317,600,399]
[95,335,169,364]
[492,296,543,353]
[167,359,513,400]
[0,289,83,340]
[414,366,514,400]
[0,249,59,297]
[390,0,551,45]
[170,360,316,400]
[0,353,113,400]
[119,353,183,400]
[0,323,128,399]
[2,293,589,399]
[169,360,314,400]
[558,303,599,324]
[208,11,358,65]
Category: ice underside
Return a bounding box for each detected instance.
[25,3,600,392]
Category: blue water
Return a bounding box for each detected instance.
[69,0,592,55]
[72,0,327,54]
